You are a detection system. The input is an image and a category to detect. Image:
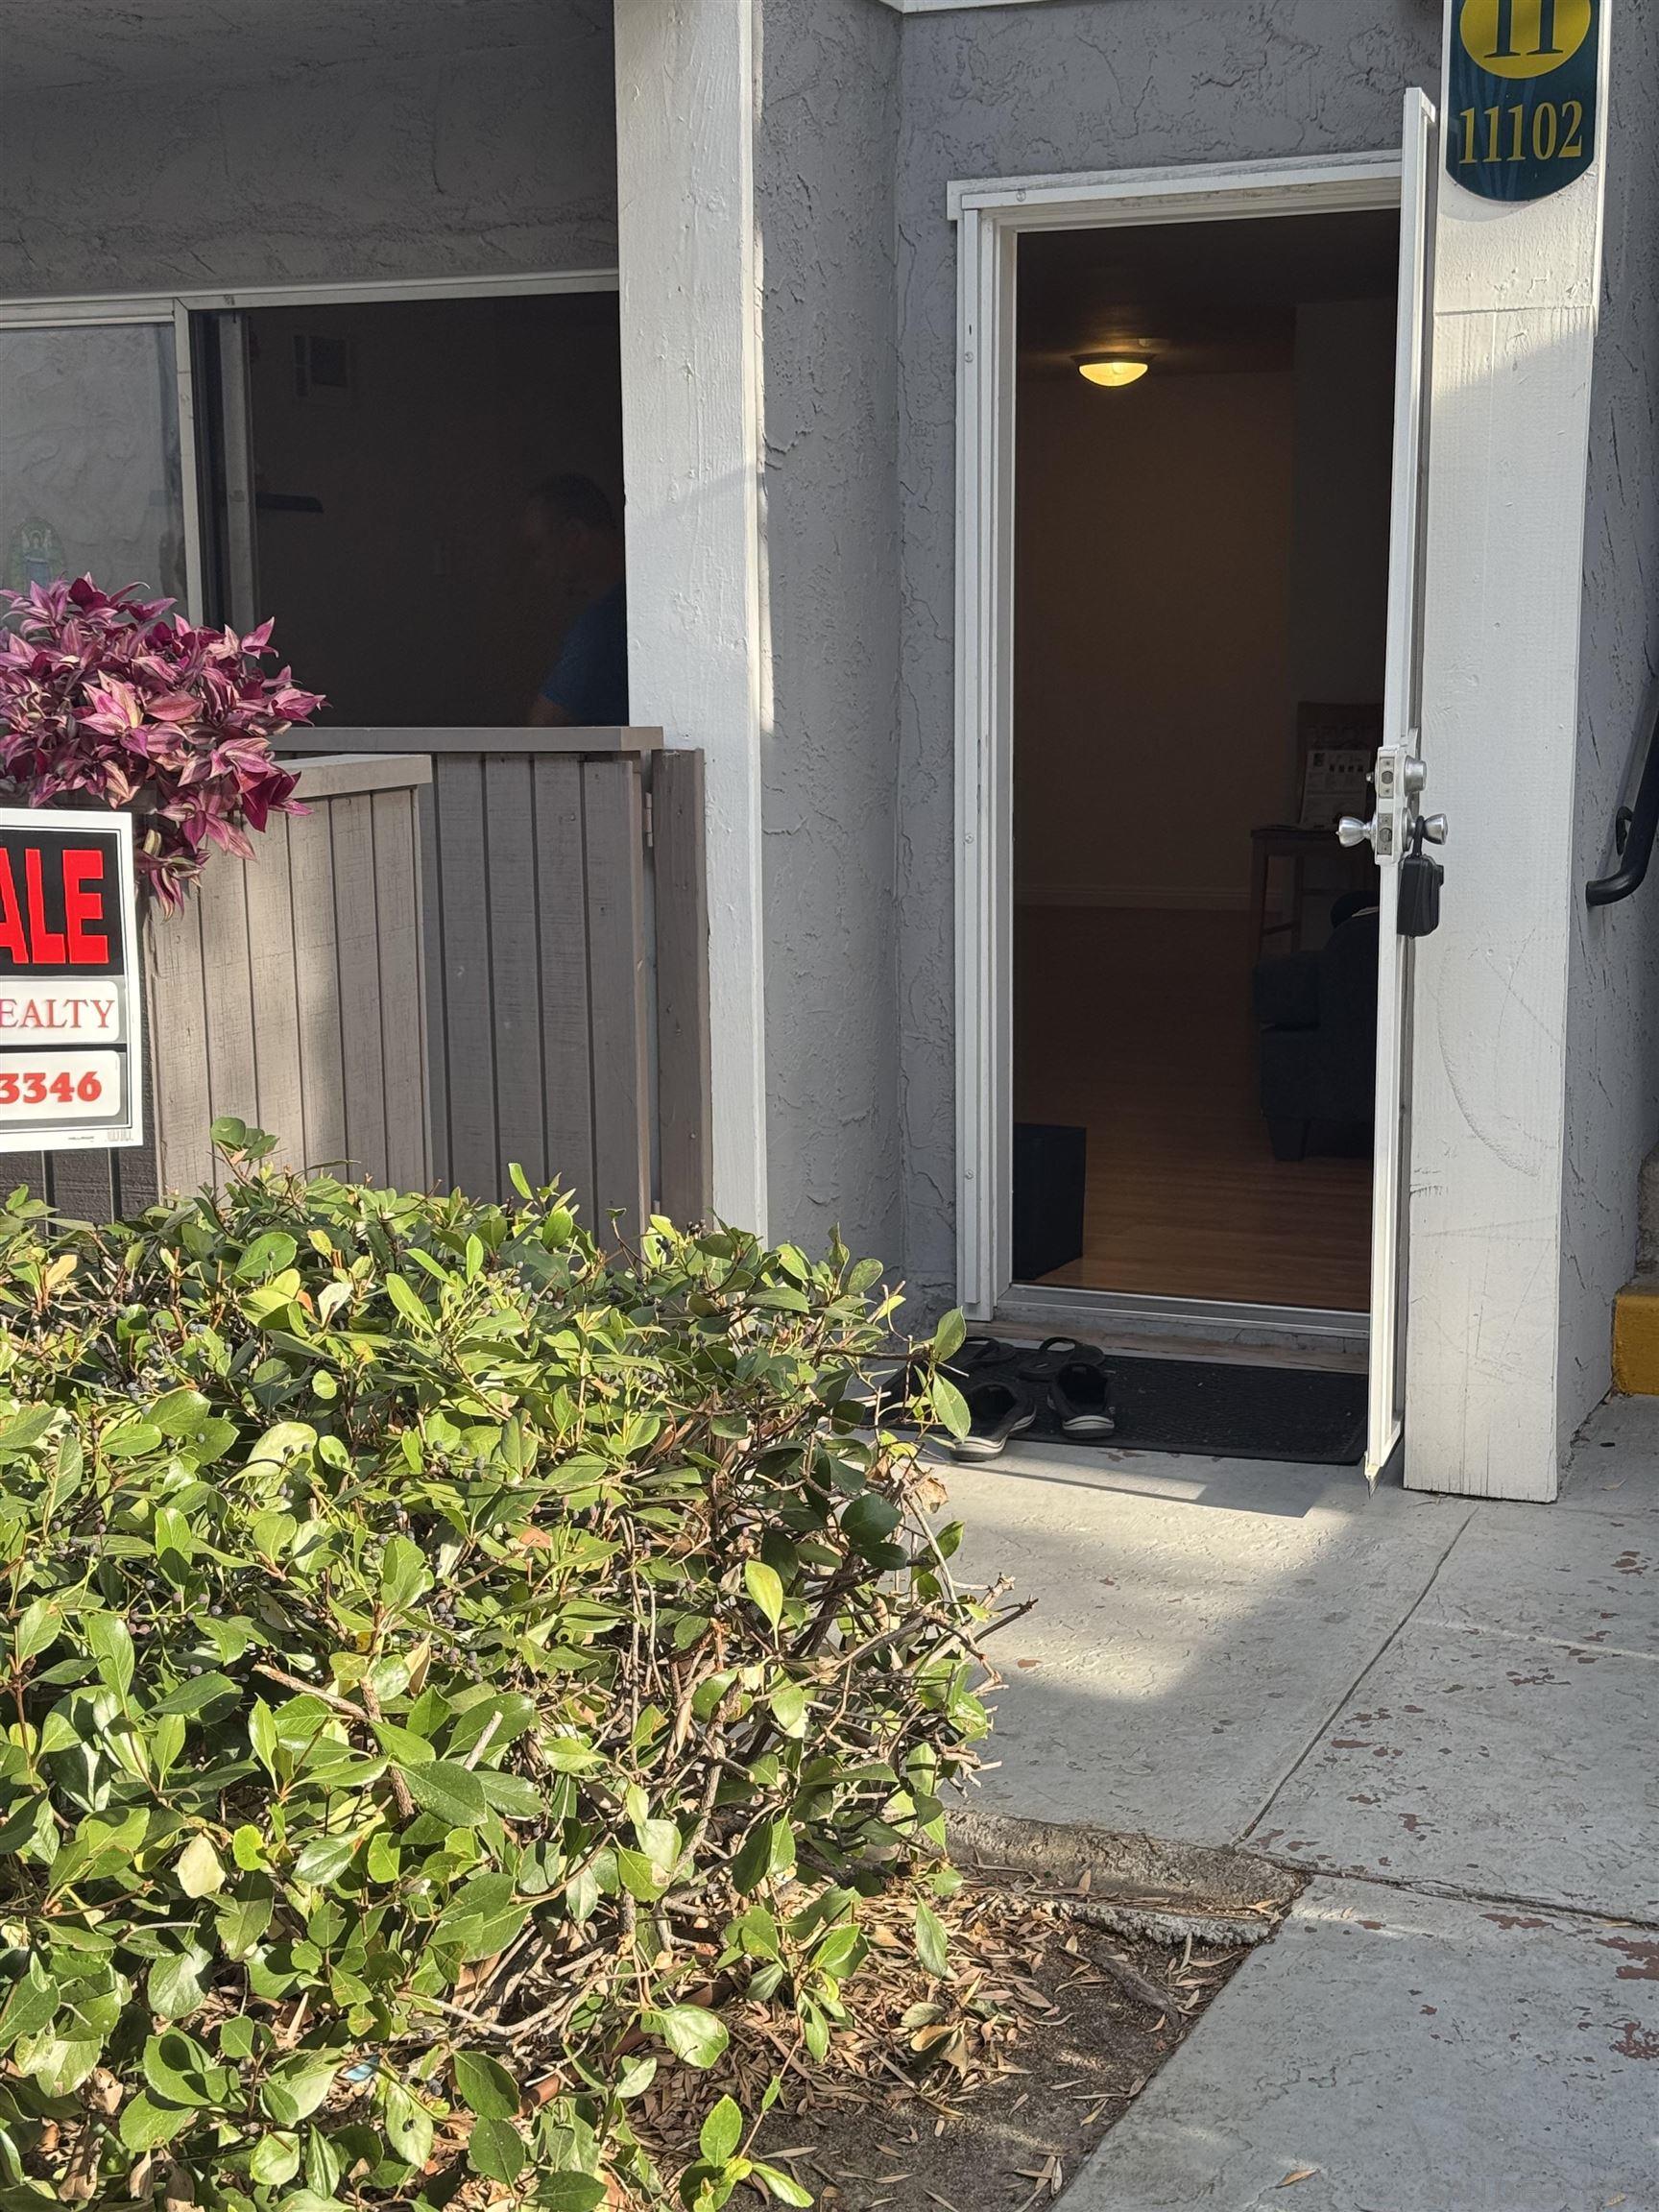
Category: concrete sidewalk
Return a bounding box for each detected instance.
[950,1398,1659,2209]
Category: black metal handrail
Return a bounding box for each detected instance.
[1588,690,1659,907]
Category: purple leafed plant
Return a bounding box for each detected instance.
[0,575,324,912]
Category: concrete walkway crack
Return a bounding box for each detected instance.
[1244,1851,1659,1936]
[1428,1616,1659,1667]
[1233,1501,1479,1847]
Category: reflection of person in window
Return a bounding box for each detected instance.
[524,474,628,728]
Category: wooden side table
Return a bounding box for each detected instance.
[1249,824,1349,963]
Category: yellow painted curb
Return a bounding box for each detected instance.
[1612,1279,1659,1396]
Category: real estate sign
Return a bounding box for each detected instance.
[1447,0,1600,202]
[0,808,142,1149]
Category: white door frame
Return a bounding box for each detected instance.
[950,151,1406,1323]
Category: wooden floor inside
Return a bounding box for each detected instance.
[1015,906,1372,1310]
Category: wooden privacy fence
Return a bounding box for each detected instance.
[0,753,432,1216]
[284,729,711,1241]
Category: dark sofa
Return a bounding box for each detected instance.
[1253,901,1379,1161]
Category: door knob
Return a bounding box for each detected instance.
[1404,757,1428,797]
[1337,816,1376,849]
[1420,813,1449,845]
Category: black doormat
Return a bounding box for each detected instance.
[900,1341,1370,1468]
[1027,1353,1366,1467]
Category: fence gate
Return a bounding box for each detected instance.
[287,729,711,1242]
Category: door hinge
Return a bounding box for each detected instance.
[642,789,655,850]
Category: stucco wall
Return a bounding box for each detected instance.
[757,0,905,1267]
[893,0,1444,1302]
[1560,0,1659,1439]
[0,0,616,297]
[1014,367,1296,906]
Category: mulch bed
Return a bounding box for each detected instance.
[632,1867,1272,2211]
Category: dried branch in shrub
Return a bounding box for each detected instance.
[0,1124,1005,2209]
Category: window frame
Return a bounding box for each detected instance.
[0,271,620,623]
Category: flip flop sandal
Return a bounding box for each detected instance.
[950,1334,1015,1378]
[872,1357,933,1424]
[1015,1334,1101,1379]
[950,1377,1037,1460]
[1049,1355,1117,1439]
[873,1334,1011,1426]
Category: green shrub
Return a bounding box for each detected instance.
[0,1127,996,2210]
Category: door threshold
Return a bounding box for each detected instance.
[994,1284,1368,1368]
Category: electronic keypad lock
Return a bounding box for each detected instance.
[1398,815,1445,940]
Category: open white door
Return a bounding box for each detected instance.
[1348,89,1440,1484]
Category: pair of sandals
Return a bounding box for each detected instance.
[889,1335,1116,1460]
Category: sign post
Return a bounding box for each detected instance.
[0,808,143,1151]
[1446,0,1600,202]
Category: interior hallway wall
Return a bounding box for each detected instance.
[894,0,1444,1306]
[757,0,905,1268]
[0,0,616,296]
[1014,368,1295,907]
[1561,0,1659,1441]
[1287,297,1395,713]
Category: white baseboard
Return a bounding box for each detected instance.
[1016,886,1252,912]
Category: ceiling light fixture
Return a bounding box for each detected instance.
[1076,355,1149,389]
